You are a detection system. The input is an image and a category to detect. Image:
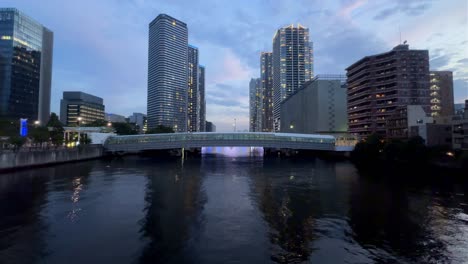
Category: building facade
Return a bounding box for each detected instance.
[128,112,147,133]
[105,113,126,123]
[452,100,468,150]
[249,78,262,132]
[187,45,200,132]
[147,14,188,132]
[280,75,347,134]
[60,92,105,126]
[0,8,53,124]
[260,52,274,132]
[346,44,430,138]
[205,121,216,132]
[199,65,206,132]
[429,71,454,117]
[272,25,313,131]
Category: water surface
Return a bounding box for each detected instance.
[1,147,467,263]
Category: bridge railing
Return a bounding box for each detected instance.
[103,132,355,152]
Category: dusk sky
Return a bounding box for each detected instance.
[5,0,468,131]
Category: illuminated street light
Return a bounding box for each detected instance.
[107,122,112,127]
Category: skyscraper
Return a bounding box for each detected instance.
[249,78,262,132]
[147,14,188,132]
[272,25,313,131]
[429,71,454,117]
[346,44,430,138]
[0,8,53,124]
[199,65,206,132]
[188,45,199,132]
[260,52,273,132]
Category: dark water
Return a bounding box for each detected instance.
[1,147,467,264]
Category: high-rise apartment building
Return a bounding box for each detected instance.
[429,71,454,117]
[272,25,313,131]
[346,44,430,138]
[147,14,188,132]
[0,8,53,124]
[188,45,199,132]
[260,52,274,132]
[199,65,206,132]
[249,78,262,132]
[60,92,105,126]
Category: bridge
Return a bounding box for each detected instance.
[103,132,356,153]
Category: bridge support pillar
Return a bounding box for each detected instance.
[184,148,201,157]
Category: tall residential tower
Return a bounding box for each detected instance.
[0,8,53,124]
[147,14,188,132]
[249,78,262,132]
[260,52,273,132]
[272,25,313,131]
[198,65,206,131]
[187,45,199,132]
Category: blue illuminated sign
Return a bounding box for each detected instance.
[20,118,28,137]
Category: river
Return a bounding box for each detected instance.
[0,147,467,263]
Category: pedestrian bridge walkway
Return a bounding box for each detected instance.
[103,132,356,153]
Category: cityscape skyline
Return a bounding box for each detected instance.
[2,0,467,132]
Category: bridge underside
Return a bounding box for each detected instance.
[103,132,354,153]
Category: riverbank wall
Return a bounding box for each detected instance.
[0,145,104,172]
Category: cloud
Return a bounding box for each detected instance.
[457,58,468,65]
[430,55,452,69]
[4,0,466,130]
[373,0,434,20]
[454,79,468,104]
[338,0,368,19]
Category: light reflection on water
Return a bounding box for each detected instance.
[0,151,467,264]
[202,146,263,157]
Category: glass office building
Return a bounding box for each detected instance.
[147,14,188,132]
[0,8,53,124]
[60,91,105,126]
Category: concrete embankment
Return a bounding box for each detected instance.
[0,145,104,172]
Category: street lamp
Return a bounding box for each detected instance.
[107,122,112,127]
[34,120,40,127]
[76,117,83,145]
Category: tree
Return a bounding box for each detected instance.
[146,125,174,134]
[47,113,64,146]
[351,133,385,164]
[30,126,50,144]
[83,119,107,127]
[112,122,137,135]
[9,135,26,149]
[0,118,19,137]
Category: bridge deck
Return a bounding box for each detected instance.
[104,132,355,152]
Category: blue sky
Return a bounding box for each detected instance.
[5,0,468,131]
